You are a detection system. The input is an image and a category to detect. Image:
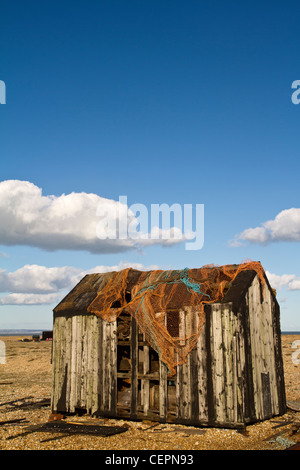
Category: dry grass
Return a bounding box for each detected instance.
[0,334,299,450]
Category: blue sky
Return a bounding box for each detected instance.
[0,0,300,330]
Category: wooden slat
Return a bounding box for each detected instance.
[211,303,224,423]
[63,317,72,409]
[51,316,65,412]
[54,316,68,412]
[235,319,245,423]
[197,319,207,421]
[91,316,101,415]
[177,308,191,421]
[159,360,168,421]
[221,304,234,423]
[76,316,83,410]
[97,315,103,414]
[263,287,279,414]
[190,346,199,421]
[110,320,117,415]
[85,316,92,414]
[86,315,97,414]
[130,317,138,419]
[69,315,77,412]
[142,340,150,416]
[249,276,264,419]
[80,315,87,408]
[102,320,110,412]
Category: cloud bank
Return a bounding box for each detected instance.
[0,293,60,305]
[0,180,188,254]
[1,262,299,306]
[230,208,300,246]
[0,262,159,305]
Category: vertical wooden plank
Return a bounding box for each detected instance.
[211,304,224,424]
[57,316,68,412]
[248,281,259,419]
[221,304,233,423]
[76,316,83,410]
[255,276,265,419]
[261,372,272,418]
[102,320,110,412]
[52,316,65,412]
[97,316,104,415]
[110,320,117,415]
[232,335,238,424]
[248,276,264,420]
[197,318,208,422]
[69,315,78,413]
[142,341,150,416]
[85,315,94,414]
[176,358,182,420]
[56,316,65,411]
[176,308,191,422]
[189,306,204,424]
[272,299,286,415]
[80,315,88,409]
[235,315,245,424]
[179,308,186,347]
[205,307,214,424]
[262,287,279,414]
[105,320,111,411]
[64,316,72,411]
[131,317,138,419]
[223,302,245,426]
[159,360,168,421]
[91,315,101,415]
[242,291,256,422]
[51,316,58,411]
[190,345,199,423]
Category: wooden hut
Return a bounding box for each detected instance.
[51,263,286,429]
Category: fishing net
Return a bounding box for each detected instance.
[87,261,266,375]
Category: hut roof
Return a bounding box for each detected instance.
[54,261,272,317]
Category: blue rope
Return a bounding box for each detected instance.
[176,268,211,298]
[132,268,211,317]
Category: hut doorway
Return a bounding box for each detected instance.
[116,311,176,421]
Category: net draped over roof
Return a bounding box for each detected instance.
[87,261,266,375]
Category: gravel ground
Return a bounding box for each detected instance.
[0,335,299,451]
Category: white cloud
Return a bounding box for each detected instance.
[266,271,300,291]
[0,265,80,294]
[0,293,59,305]
[230,208,300,246]
[0,180,187,253]
[0,261,159,306]
[288,279,300,291]
[265,271,296,290]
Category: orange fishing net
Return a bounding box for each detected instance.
[87,261,266,375]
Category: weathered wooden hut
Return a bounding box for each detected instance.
[51,262,286,429]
